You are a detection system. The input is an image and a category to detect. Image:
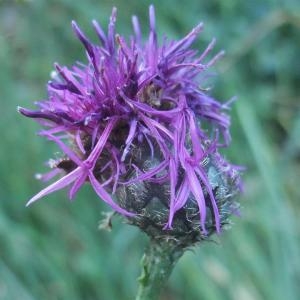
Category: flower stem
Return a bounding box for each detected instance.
[135,238,184,300]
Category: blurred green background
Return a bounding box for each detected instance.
[1,0,300,299]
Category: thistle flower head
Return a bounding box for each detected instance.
[19,5,242,242]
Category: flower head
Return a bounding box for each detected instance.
[19,5,242,241]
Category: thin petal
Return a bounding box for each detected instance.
[26,167,82,206]
[88,171,135,216]
[69,171,88,200]
[174,176,190,211]
[197,38,216,62]
[72,21,94,59]
[187,110,204,162]
[165,22,203,58]
[35,168,61,182]
[124,160,168,184]
[186,164,207,234]
[132,15,141,44]
[167,158,177,228]
[121,119,137,161]
[17,107,61,124]
[131,100,181,118]
[195,166,220,233]
[92,19,107,46]
[86,118,118,167]
[42,133,82,166]
[107,7,117,54]
[54,63,82,95]
[75,130,86,154]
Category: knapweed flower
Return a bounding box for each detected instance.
[19,6,242,244]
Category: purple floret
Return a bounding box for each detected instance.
[19,5,240,234]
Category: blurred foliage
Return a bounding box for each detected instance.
[0,0,300,299]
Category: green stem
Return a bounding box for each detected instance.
[135,238,184,300]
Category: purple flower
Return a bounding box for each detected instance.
[19,5,241,236]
